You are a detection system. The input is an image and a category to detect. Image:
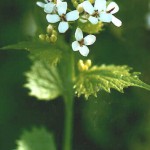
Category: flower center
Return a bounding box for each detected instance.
[61,14,67,21]
[92,10,99,17]
[79,39,84,46]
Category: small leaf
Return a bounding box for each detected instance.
[16,127,56,150]
[74,64,150,99]
[1,40,62,65]
[24,60,62,101]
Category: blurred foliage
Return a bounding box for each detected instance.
[0,0,150,150]
[82,90,150,150]
[16,127,56,150]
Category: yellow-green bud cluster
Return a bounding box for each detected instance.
[78,59,92,71]
[39,24,57,43]
[78,21,103,34]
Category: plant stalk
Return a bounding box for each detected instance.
[62,51,75,150]
[63,93,74,150]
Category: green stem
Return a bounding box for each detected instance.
[62,51,75,150]
[63,93,74,150]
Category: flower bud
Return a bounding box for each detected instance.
[39,34,46,41]
[78,60,84,71]
[46,34,51,42]
[47,24,53,34]
[52,30,57,36]
[85,59,92,68]
[50,34,57,43]
[78,60,91,71]
[77,4,84,13]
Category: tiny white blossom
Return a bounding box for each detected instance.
[82,0,106,24]
[46,2,79,33]
[36,0,63,13]
[82,0,122,27]
[100,2,122,27]
[72,28,96,57]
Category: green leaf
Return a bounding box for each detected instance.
[24,60,62,101]
[74,65,150,99]
[16,127,56,150]
[1,40,62,65]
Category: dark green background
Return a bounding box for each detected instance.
[0,0,150,150]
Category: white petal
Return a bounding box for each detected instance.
[82,1,95,15]
[106,2,119,14]
[88,16,99,24]
[36,2,45,8]
[75,28,83,41]
[57,2,67,15]
[72,41,80,51]
[46,14,60,23]
[57,0,63,4]
[94,0,106,12]
[112,15,122,27]
[79,45,90,57]
[44,3,55,13]
[84,35,96,45]
[58,21,69,33]
[66,10,79,21]
[99,12,112,22]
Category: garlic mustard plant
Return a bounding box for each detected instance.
[2,1,150,150]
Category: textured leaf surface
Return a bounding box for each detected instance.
[16,127,56,150]
[74,65,150,99]
[1,40,62,65]
[24,60,62,100]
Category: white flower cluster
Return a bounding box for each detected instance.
[36,0,122,56]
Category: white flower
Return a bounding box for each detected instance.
[82,0,106,24]
[72,28,96,57]
[82,0,122,27]
[46,2,79,33]
[36,0,63,13]
[100,1,122,27]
